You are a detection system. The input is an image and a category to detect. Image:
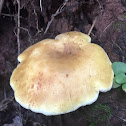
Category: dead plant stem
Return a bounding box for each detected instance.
[40,0,42,12]
[44,0,67,35]
[113,114,126,122]
[16,0,21,57]
[16,1,23,126]
[100,20,115,38]
[19,26,32,43]
[0,0,4,15]
[88,17,97,36]
[0,97,14,111]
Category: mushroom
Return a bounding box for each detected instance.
[10,31,114,115]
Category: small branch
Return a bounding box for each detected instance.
[31,1,41,33]
[40,0,42,12]
[88,17,97,36]
[0,0,4,15]
[19,27,33,43]
[0,97,14,111]
[100,20,115,38]
[96,0,103,14]
[113,114,126,122]
[113,41,126,61]
[15,2,23,125]
[1,13,15,17]
[16,0,21,57]
[33,8,39,32]
[43,0,68,35]
[1,13,23,19]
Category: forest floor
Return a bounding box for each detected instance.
[0,0,126,126]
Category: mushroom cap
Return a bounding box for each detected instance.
[10,31,114,115]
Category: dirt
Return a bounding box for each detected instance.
[0,0,126,126]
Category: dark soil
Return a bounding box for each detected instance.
[0,0,126,126]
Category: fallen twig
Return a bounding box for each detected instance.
[40,0,42,12]
[1,13,23,18]
[0,96,14,111]
[15,1,23,126]
[96,0,103,14]
[113,114,126,122]
[19,26,33,43]
[43,0,68,35]
[31,1,41,33]
[88,17,97,36]
[100,20,115,38]
[16,0,21,57]
[0,0,4,15]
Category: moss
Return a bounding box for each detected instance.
[112,20,126,31]
[84,103,113,126]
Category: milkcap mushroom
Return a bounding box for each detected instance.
[10,31,114,115]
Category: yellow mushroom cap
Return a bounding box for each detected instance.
[10,31,114,115]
